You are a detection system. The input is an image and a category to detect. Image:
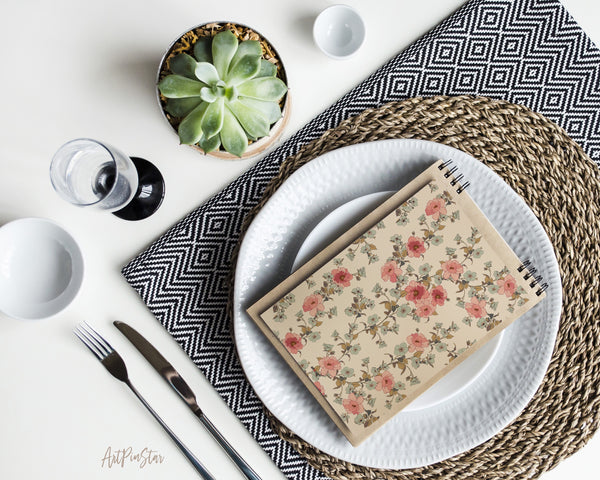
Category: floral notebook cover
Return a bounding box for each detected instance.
[247,160,546,446]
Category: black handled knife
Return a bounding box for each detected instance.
[114,321,262,480]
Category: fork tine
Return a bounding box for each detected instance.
[81,321,114,355]
[77,324,109,357]
[73,327,103,361]
[84,321,115,352]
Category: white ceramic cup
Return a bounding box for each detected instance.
[0,218,84,320]
[313,4,366,59]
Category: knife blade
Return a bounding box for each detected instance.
[114,320,261,480]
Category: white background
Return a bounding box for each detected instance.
[0,0,598,478]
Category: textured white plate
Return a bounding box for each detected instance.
[233,139,561,468]
[0,218,84,320]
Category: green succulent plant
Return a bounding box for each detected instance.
[158,30,288,157]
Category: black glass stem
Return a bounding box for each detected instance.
[113,157,165,221]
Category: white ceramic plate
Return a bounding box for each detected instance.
[0,218,84,320]
[233,139,561,468]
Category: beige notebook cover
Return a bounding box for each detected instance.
[247,160,546,446]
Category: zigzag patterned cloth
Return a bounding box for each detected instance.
[122,0,600,478]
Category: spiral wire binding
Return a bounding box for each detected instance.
[517,260,532,272]
[518,260,548,296]
[438,161,548,297]
[438,159,471,194]
[523,267,537,280]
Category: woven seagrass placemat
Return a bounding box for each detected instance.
[232,95,600,480]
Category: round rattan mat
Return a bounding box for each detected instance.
[233,95,600,479]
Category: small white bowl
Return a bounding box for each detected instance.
[313,4,366,59]
[0,218,84,320]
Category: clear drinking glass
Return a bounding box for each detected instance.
[50,138,164,220]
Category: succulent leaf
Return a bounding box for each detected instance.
[169,53,198,79]
[212,30,238,79]
[238,97,281,124]
[236,77,287,101]
[195,62,220,86]
[158,75,206,98]
[178,102,210,145]
[201,97,225,139]
[226,54,261,86]
[256,59,277,78]
[199,132,221,153]
[165,97,203,117]
[193,37,212,63]
[233,40,262,60]
[221,106,249,157]
[228,100,270,139]
[225,85,238,101]
[228,40,262,73]
[200,87,218,103]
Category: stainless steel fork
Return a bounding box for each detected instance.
[74,322,216,480]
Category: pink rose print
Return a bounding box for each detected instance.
[497,274,517,297]
[425,198,447,220]
[405,281,429,304]
[342,393,365,415]
[314,381,326,396]
[302,294,324,316]
[319,355,341,377]
[332,267,353,287]
[442,260,464,282]
[407,332,430,352]
[283,332,303,354]
[465,297,487,318]
[374,370,395,394]
[430,285,447,306]
[416,300,435,318]
[407,236,426,258]
[381,260,402,282]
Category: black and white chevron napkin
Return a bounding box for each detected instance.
[122,1,600,478]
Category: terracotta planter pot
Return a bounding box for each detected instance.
[157,22,290,160]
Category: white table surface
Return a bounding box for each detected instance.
[0,1,598,478]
